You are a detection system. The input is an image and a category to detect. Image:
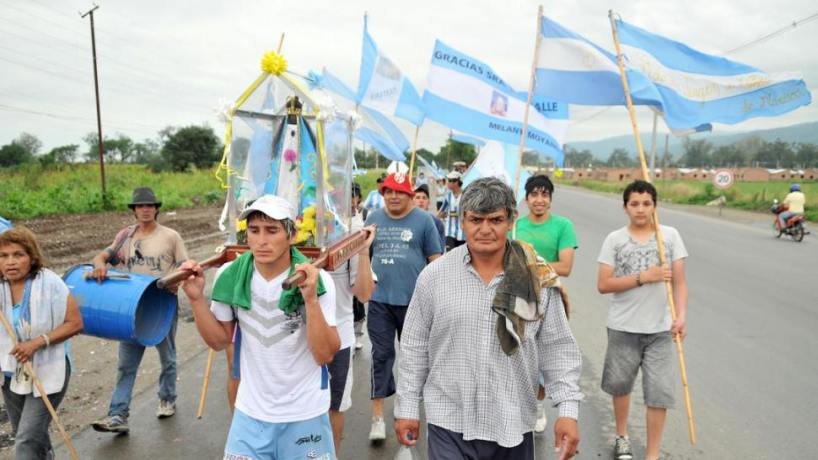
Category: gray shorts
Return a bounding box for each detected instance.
[601,329,676,409]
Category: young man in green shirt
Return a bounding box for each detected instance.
[514,174,578,433]
[514,175,577,276]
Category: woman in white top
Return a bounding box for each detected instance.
[0,226,83,459]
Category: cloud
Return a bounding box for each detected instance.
[1,0,815,154]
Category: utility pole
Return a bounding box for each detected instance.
[446,130,452,170]
[663,133,670,171]
[81,4,107,204]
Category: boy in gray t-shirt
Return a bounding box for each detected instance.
[596,180,689,460]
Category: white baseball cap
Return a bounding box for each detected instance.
[446,170,462,180]
[238,195,297,221]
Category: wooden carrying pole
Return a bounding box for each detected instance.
[608,11,696,444]
[196,349,215,418]
[408,125,421,184]
[0,315,79,460]
[512,5,544,239]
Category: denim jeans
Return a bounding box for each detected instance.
[2,362,70,460]
[108,310,178,417]
[367,300,408,399]
[779,211,800,229]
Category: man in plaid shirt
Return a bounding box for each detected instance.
[395,177,583,459]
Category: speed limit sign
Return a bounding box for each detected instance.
[713,169,733,189]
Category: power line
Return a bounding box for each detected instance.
[0,44,215,109]
[0,0,82,37]
[724,12,818,55]
[0,44,91,77]
[0,18,209,102]
[0,55,93,87]
[0,103,163,136]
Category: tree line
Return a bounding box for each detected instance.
[0,125,221,172]
[6,128,816,174]
[353,138,478,172]
[564,137,818,170]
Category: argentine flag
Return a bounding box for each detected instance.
[451,132,486,148]
[312,68,409,162]
[357,18,425,126]
[535,16,660,107]
[615,19,812,129]
[461,141,531,200]
[415,154,445,178]
[423,40,568,165]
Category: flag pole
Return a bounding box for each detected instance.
[609,10,696,445]
[512,4,543,239]
[408,125,421,185]
[649,111,658,180]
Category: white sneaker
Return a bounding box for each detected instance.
[157,400,176,419]
[369,416,386,442]
[534,401,547,433]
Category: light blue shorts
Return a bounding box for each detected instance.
[224,409,335,460]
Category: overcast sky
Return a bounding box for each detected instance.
[1,0,816,155]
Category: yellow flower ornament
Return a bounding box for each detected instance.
[260,51,287,75]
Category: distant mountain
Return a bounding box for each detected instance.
[566,121,818,160]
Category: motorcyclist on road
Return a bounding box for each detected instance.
[778,184,806,229]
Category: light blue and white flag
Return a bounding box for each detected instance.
[451,132,486,148]
[535,16,660,107]
[461,140,530,200]
[314,69,357,101]
[357,17,425,126]
[423,40,568,165]
[415,154,446,179]
[311,68,409,162]
[615,19,812,129]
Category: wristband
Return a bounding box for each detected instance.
[41,334,51,348]
[636,272,643,287]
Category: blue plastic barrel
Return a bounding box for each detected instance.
[63,264,177,346]
[0,216,11,234]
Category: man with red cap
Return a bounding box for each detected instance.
[364,167,442,443]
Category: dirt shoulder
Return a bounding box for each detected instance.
[562,183,775,226]
[0,204,227,457]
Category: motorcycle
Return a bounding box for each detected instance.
[771,199,807,242]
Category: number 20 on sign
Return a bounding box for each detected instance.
[713,169,733,190]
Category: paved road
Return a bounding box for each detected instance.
[58,185,818,459]
[554,185,818,459]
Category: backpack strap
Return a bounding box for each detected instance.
[106,225,137,266]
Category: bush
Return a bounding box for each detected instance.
[0,164,224,219]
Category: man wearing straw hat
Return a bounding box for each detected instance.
[597,180,688,460]
[178,194,340,459]
[90,186,188,434]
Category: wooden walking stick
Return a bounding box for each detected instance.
[511,5,544,240]
[196,348,215,419]
[608,10,696,444]
[0,314,79,460]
